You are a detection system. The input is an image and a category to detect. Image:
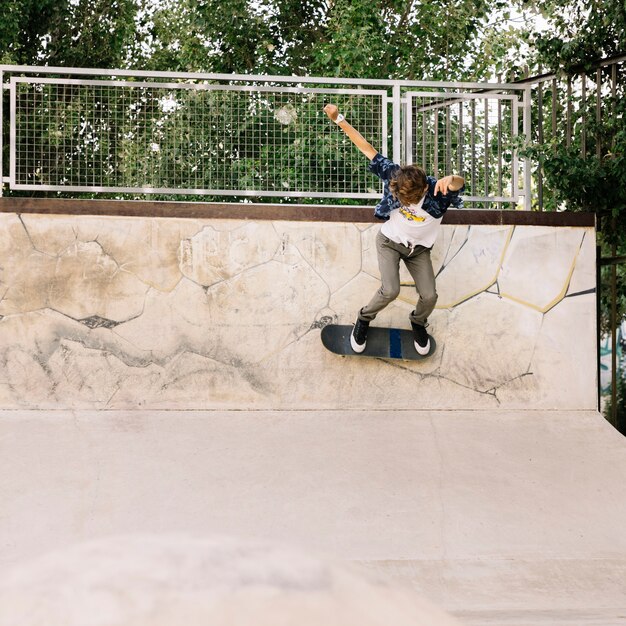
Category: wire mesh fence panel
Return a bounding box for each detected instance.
[10,77,387,198]
[407,92,519,207]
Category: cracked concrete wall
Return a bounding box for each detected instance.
[0,213,596,410]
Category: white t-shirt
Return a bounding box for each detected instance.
[381,195,442,249]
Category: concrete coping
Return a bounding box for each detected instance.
[0,197,596,227]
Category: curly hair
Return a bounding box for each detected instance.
[389,165,428,206]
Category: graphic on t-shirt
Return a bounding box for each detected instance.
[399,206,426,222]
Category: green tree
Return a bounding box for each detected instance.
[132,0,327,75]
[0,0,137,68]
[133,0,532,81]
[0,0,60,64]
[44,0,138,69]
[526,0,626,73]
[309,0,522,80]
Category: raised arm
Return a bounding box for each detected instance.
[323,104,378,161]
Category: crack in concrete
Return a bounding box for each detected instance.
[486,280,502,297]
[46,306,146,331]
[54,236,163,291]
[435,225,459,278]
[18,215,36,250]
[435,373,499,400]
[85,239,125,276]
[40,328,271,397]
[436,225,471,277]
[257,322,319,365]
[524,312,546,377]
[104,383,123,408]
[17,215,56,258]
[565,288,596,298]
[564,231,594,299]
[378,357,501,401]
[79,316,121,329]
[202,257,281,293]
[160,348,272,396]
[490,371,535,403]
[0,286,10,309]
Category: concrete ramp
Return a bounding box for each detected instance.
[0,210,598,411]
[1,206,624,624]
[1,408,626,624]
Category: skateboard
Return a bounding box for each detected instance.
[321,324,436,360]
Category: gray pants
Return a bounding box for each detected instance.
[358,229,438,327]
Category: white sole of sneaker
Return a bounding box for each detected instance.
[414,339,430,356]
[350,330,366,353]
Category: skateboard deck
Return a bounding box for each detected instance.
[321,324,436,360]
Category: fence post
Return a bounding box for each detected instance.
[537,68,544,210]
[392,82,401,163]
[0,70,3,197]
[610,62,618,427]
[581,73,587,158]
[9,76,14,192]
[523,85,532,210]
[596,68,602,159]
[405,95,413,164]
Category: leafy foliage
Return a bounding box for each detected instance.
[603,366,626,436]
[0,0,137,67]
[0,0,59,64]
[129,0,528,81]
[523,0,626,73]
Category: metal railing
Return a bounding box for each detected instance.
[406,91,523,206]
[0,65,532,207]
[517,53,626,212]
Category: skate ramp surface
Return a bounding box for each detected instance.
[0,211,597,411]
[1,206,624,624]
[1,408,626,625]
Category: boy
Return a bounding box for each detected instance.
[323,103,464,355]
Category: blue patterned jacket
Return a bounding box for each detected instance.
[368,153,464,221]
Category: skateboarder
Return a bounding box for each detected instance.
[323,103,464,355]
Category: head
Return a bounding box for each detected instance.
[389,165,428,206]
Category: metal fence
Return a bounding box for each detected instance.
[0,66,532,207]
[519,54,626,212]
[406,91,522,206]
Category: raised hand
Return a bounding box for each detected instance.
[434,175,453,195]
[323,103,339,122]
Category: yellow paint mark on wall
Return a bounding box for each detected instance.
[398,226,516,310]
[499,240,582,314]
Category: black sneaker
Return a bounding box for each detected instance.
[350,318,369,353]
[411,322,431,356]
